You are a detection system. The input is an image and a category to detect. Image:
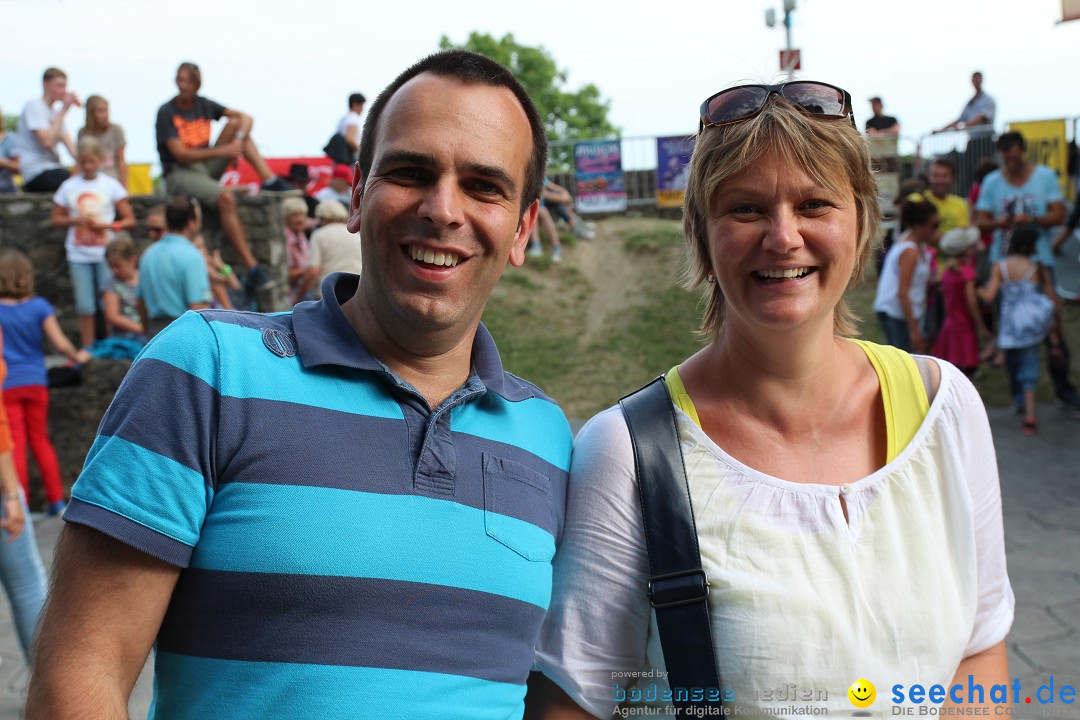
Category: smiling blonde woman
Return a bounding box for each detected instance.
[529,83,1012,719]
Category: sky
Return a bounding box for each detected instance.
[2,0,1078,172]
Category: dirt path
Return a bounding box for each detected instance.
[573,218,669,346]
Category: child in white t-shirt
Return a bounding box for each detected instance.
[50,136,135,349]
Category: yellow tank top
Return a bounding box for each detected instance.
[664,340,929,463]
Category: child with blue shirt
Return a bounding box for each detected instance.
[0,251,91,515]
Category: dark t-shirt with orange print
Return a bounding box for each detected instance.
[155,96,226,175]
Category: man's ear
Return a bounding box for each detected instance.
[347,162,364,234]
[509,199,540,268]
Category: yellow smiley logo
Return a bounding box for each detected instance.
[848,678,876,709]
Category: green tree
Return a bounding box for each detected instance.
[439,32,618,171]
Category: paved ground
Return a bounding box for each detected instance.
[0,405,1076,719]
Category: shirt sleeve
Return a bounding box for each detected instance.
[534,405,654,717]
[64,312,220,567]
[956,198,971,228]
[52,181,70,209]
[24,101,51,132]
[946,366,1015,656]
[205,98,227,121]
[155,104,177,144]
[1043,167,1064,204]
[111,176,129,204]
[975,176,996,213]
[184,252,212,306]
[35,297,56,324]
[308,230,323,268]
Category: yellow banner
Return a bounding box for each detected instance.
[128,164,155,195]
[1007,119,1070,196]
[656,189,684,209]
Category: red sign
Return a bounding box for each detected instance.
[220,156,337,195]
[779,49,801,71]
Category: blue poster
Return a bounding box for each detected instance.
[574,140,627,213]
[656,135,694,208]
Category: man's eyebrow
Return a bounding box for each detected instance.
[460,161,518,195]
[374,149,436,170]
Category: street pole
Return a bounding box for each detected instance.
[783,0,796,80]
[767,0,798,80]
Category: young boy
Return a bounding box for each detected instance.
[50,137,135,349]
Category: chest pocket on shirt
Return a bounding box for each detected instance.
[482,453,556,562]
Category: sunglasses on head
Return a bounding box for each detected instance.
[700,81,855,130]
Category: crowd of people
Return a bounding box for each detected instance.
[0,54,1076,719]
[872,131,1077,435]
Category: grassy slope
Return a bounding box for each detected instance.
[483,218,1080,420]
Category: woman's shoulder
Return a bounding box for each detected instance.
[575,404,632,453]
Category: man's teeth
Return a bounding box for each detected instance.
[757,268,810,279]
[409,246,460,267]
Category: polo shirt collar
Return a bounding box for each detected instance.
[291,273,525,400]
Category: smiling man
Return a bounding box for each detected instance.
[26,50,572,720]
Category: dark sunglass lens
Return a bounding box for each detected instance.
[706,86,769,124]
[783,83,845,116]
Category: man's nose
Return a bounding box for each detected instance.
[418,178,465,229]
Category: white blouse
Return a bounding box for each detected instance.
[535,360,1013,718]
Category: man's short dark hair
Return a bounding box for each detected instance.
[348,93,366,108]
[997,131,1026,152]
[357,49,548,215]
[165,196,198,232]
[43,67,66,83]
[869,96,882,105]
[930,158,956,174]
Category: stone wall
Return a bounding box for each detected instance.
[0,191,297,508]
[0,191,296,332]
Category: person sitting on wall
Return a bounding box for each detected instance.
[155,62,288,294]
[15,67,79,194]
[296,199,363,300]
[324,92,365,165]
[135,196,211,339]
[542,178,594,239]
[314,165,353,206]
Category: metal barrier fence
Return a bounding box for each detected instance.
[913,129,998,197]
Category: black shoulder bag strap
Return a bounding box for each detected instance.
[619,376,723,711]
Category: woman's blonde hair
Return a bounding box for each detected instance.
[0,250,35,299]
[315,199,348,222]
[682,95,880,337]
[281,197,309,220]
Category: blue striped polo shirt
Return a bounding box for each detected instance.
[66,273,573,720]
